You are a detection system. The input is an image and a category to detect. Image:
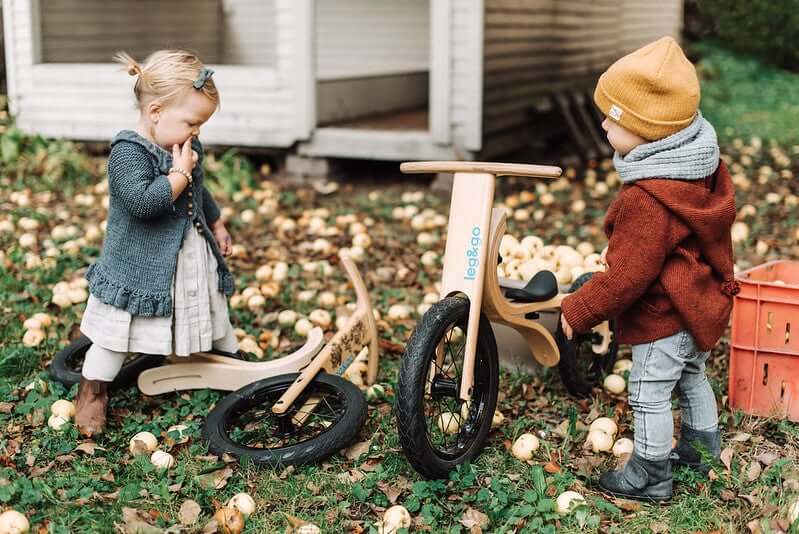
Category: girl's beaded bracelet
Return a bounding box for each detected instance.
[169,166,192,182]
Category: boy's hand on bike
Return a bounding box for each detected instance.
[560,313,574,340]
[171,137,196,172]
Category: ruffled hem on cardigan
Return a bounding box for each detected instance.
[85,263,173,317]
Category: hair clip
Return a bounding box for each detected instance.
[193,67,214,90]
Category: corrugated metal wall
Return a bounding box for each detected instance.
[38,0,276,66]
[481,0,683,157]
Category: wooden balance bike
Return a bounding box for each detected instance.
[395,162,617,479]
[50,253,380,466]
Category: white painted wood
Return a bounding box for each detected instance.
[430,0,451,144]
[2,0,19,115]
[315,0,429,80]
[292,0,315,138]
[449,0,480,152]
[28,0,40,63]
[220,0,278,66]
[464,0,484,151]
[7,0,301,148]
[298,128,463,161]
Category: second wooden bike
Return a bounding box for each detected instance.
[395,161,617,479]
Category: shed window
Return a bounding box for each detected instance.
[38,0,276,66]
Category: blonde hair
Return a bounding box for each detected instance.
[113,50,220,110]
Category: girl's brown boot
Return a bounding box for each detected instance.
[74,378,109,437]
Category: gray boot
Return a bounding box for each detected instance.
[670,424,720,474]
[598,453,672,502]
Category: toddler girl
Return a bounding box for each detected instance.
[75,50,238,436]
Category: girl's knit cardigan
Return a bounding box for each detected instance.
[85,130,234,317]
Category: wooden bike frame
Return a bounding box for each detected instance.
[137,252,380,415]
[272,253,379,414]
[401,162,562,401]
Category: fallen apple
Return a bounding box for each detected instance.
[511,433,540,460]
[556,491,585,514]
[227,493,256,518]
[0,510,29,534]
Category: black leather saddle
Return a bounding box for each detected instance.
[504,270,559,303]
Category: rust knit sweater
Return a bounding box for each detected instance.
[561,160,738,351]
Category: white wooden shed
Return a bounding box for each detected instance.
[2,0,682,161]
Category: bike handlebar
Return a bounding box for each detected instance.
[400,161,562,178]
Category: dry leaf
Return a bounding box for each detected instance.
[283,513,315,532]
[121,507,162,534]
[731,432,752,442]
[739,493,759,506]
[101,470,116,483]
[343,438,372,461]
[360,458,382,472]
[720,489,736,501]
[30,461,55,477]
[650,521,669,533]
[459,507,490,530]
[708,469,719,481]
[197,467,233,490]
[720,447,734,472]
[179,499,202,525]
[279,465,295,479]
[544,462,561,474]
[746,519,762,534]
[755,451,779,466]
[377,480,403,505]
[615,499,641,512]
[202,518,218,534]
[745,460,762,482]
[98,489,120,501]
[75,441,103,455]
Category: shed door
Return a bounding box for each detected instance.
[314,0,431,133]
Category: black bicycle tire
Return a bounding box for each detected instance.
[202,372,367,467]
[556,272,619,397]
[395,296,499,479]
[48,335,165,389]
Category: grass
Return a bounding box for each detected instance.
[694,40,799,144]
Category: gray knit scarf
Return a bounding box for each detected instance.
[613,112,720,183]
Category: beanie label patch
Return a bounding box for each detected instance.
[609,104,624,121]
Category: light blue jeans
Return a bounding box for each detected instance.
[628,330,718,461]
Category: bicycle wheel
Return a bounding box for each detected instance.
[396,296,499,479]
[48,335,165,389]
[202,372,367,467]
[556,272,619,397]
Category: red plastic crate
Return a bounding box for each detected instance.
[729,260,799,421]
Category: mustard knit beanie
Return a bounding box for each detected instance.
[594,36,700,141]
